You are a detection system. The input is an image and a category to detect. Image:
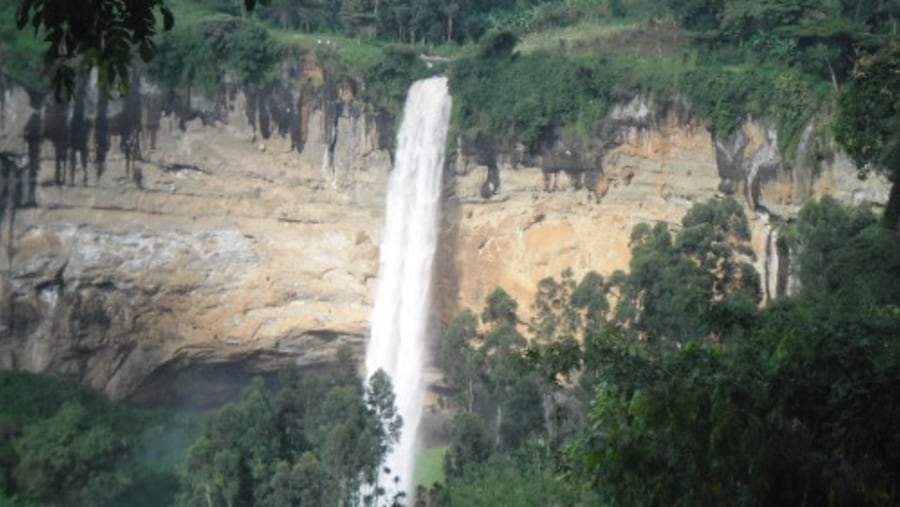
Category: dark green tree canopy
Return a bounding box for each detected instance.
[13,0,273,98]
[835,42,900,228]
[15,0,174,97]
[836,43,900,174]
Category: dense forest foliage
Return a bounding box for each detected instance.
[2,197,897,506]
[450,0,898,153]
[0,349,403,507]
[3,0,898,166]
[2,1,900,505]
[426,196,900,506]
[8,0,897,218]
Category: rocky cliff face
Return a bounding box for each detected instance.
[0,68,392,403]
[0,76,888,402]
[440,97,888,319]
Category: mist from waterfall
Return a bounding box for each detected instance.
[365,76,451,501]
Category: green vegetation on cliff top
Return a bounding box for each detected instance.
[450,0,896,159]
[3,0,897,153]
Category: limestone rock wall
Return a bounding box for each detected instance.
[0,70,391,402]
[436,98,889,321]
[0,76,889,402]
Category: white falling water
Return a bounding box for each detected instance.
[365,76,451,500]
[766,227,780,302]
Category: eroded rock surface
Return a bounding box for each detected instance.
[0,79,888,402]
[436,101,888,320]
[0,76,391,402]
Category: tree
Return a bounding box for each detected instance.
[262,454,329,506]
[0,371,182,507]
[14,0,175,97]
[470,289,547,450]
[529,269,580,346]
[439,286,547,456]
[612,222,712,348]
[366,368,403,493]
[611,198,760,350]
[567,198,900,506]
[177,378,281,507]
[177,437,242,507]
[377,0,413,41]
[258,0,328,31]
[788,196,900,308]
[431,199,900,507]
[676,197,759,302]
[665,0,724,31]
[572,292,900,506]
[340,0,376,37]
[481,287,519,327]
[146,24,218,97]
[719,0,821,42]
[527,270,583,383]
[13,401,138,507]
[440,452,573,507]
[570,271,610,327]
[443,413,491,479]
[178,365,400,507]
[14,0,270,98]
[835,42,900,230]
[437,310,481,412]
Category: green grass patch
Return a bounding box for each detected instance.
[270,30,385,70]
[167,1,214,22]
[517,19,639,55]
[416,446,447,488]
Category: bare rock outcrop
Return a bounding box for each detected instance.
[0,74,391,402]
[436,98,889,320]
[0,76,889,403]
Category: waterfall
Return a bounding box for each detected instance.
[784,242,800,297]
[365,76,451,501]
[765,226,779,303]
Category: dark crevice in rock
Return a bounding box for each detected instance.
[297,329,345,342]
[0,151,24,246]
[268,84,293,139]
[34,262,66,294]
[775,233,791,298]
[69,73,91,186]
[127,358,250,409]
[259,91,272,140]
[24,108,41,206]
[244,84,259,134]
[321,79,341,177]
[127,347,354,409]
[0,74,6,131]
[95,90,110,180]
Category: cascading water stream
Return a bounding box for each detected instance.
[765,227,779,303]
[365,76,451,501]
